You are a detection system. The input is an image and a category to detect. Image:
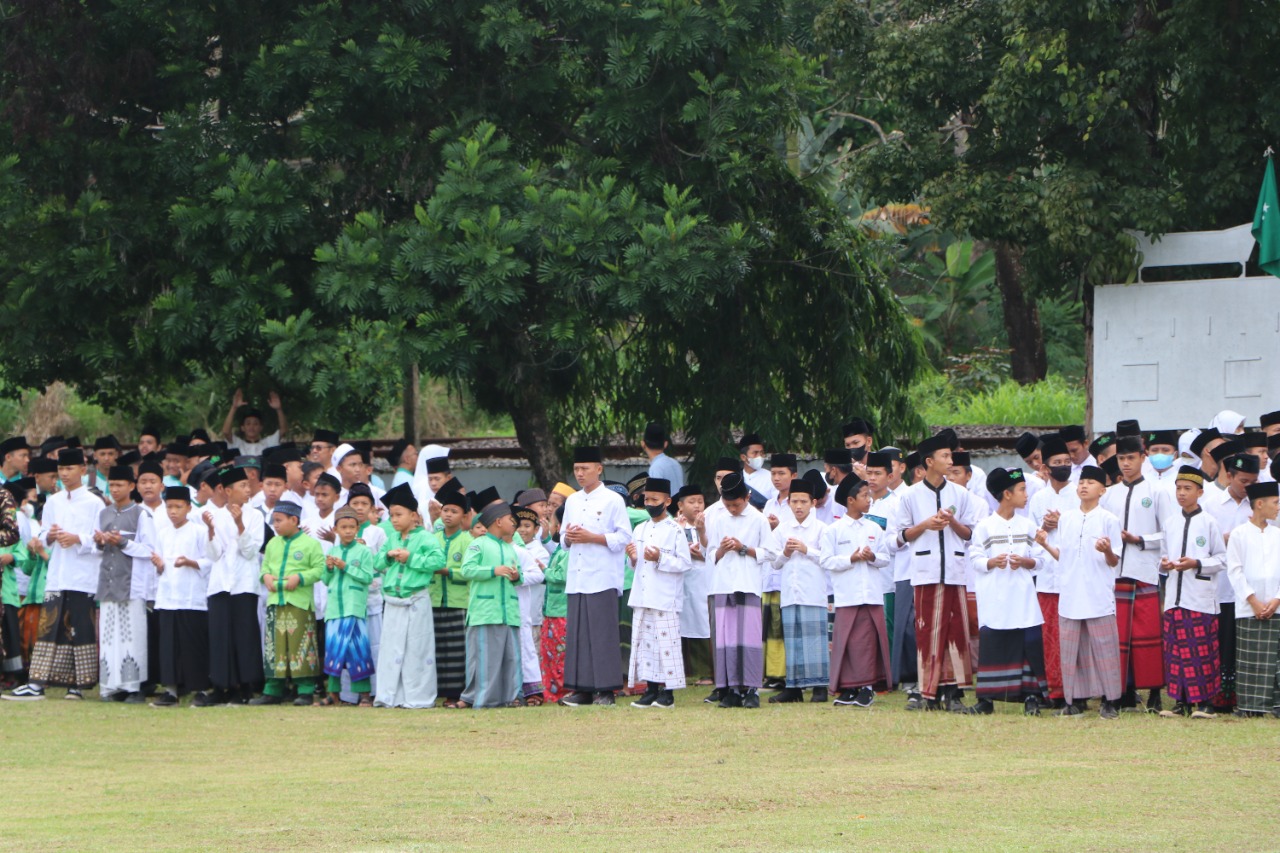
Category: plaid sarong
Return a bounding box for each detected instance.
[1059,615,1122,702]
[761,591,786,680]
[975,626,1047,702]
[1115,579,1163,690]
[914,583,972,700]
[712,592,763,690]
[433,607,467,700]
[1234,616,1280,713]
[1162,607,1219,705]
[1037,592,1064,700]
[781,604,829,689]
[628,607,686,690]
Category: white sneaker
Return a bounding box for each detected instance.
[2,684,46,701]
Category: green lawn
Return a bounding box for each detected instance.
[1,687,1275,851]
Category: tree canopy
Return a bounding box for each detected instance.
[0,0,924,483]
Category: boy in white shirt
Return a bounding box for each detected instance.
[625,478,692,708]
[150,486,213,707]
[1225,481,1280,717]
[1029,435,1080,708]
[768,478,829,703]
[1158,466,1226,718]
[1036,466,1122,719]
[823,476,890,707]
[969,468,1049,716]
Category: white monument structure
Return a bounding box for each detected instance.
[1092,223,1276,430]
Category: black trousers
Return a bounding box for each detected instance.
[208,592,264,691]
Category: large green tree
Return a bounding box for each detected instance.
[0,1,923,483]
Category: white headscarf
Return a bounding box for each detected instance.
[1178,428,1200,460]
[412,444,450,508]
[1210,410,1245,435]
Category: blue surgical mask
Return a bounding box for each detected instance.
[1149,453,1174,471]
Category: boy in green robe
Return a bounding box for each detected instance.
[457,501,524,708]
[251,501,325,706]
[321,508,377,706]
[433,489,472,705]
[374,483,446,708]
[540,506,569,703]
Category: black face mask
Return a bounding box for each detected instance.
[645,504,666,519]
[1049,465,1072,483]
[850,447,868,462]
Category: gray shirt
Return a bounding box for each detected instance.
[96,502,144,602]
[647,452,685,493]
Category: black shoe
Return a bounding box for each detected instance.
[630,686,660,708]
[945,694,972,714]
[124,691,146,704]
[742,689,760,709]
[293,694,314,706]
[1024,696,1041,716]
[1146,689,1163,714]
[191,691,216,708]
[249,693,283,706]
[763,678,786,690]
[717,690,743,709]
[832,690,858,706]
[852,686,876,708]
[904,692,923,711]
[809,687,828,703]
[653,690,675,709]
[703,688,725,704]
[768,687,804,704]
[1056,702,1084,717]
[1051,697,1067,710]
[64,689,84,701]
[973,698,994,715]
[1117,688,1139,709]
[1099,700,1120,720]
[592,692,616,706]
[150,692,179,708]
[558,691,592,707]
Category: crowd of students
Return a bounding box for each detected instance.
[0,398,1278,720]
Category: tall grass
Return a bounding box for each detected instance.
[913,373,1085,426]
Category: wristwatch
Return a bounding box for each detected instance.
[737,546,748,557]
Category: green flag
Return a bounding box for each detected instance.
[1253,155,1280,277]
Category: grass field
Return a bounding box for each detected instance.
[2,686,1277,851]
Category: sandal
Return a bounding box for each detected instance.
[506,699,525,708]
[452,700,472,709]
[358,696,374,707]
[318,695,339,706]
[524,695,544,706]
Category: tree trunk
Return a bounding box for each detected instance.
[507,381,564,490]
[993,243,1048,384]
[402,362,419,443]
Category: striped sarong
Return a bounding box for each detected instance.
[1234,617,1280,713]
[1162,607,1219,705]
[1037,592,1064,700]
[1115,579,1163,690]
[1059,615,1121,702]
[628,607,686,690]
[781,604,829,689]
[975,626,1046,702]
[712,592,763,690]
[323,616,374,681]
[913,583,972,700]
[761,591,786,680]
[829,605,889,692]
[433,607,467,700]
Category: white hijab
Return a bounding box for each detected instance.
[412,444,450,508]
[1210,410,1245,435]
